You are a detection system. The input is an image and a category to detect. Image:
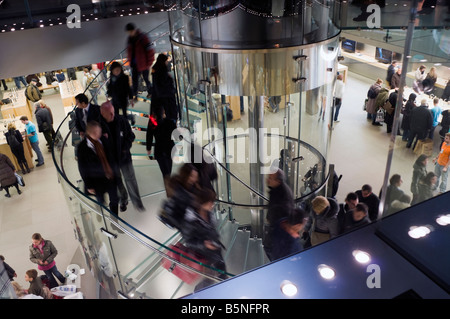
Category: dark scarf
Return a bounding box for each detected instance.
[86,135,114,180]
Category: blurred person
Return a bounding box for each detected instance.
[146,105,176,193]
[406,99,432,150]
[1,79,7,91]
[11,281,27,298]
[34,101,54,151]
[302,196,340,246]
[84,68,100,105]
[386,60,398,87]
[77,121,120,216]
[125,23,155,99]
[100,101,145,212]
[355,184,380,222]
[0,152,22,197]
[416,172,438,203]
[74,93,101,138]
[413,65,427,94]
[29,233,66,289]
[337,192,359,233]
[429,97,442,140]
[189,142,218,193]
[411,154,429,205]
[24,269,46,298]
[20,115,44,167]
[432,132,450,194]
[333,74,345,122]
[365,78,383,124]
[4,122,30,174]
[151,53,179,123]
[0,255,17,281]
[24,78,42,103]
[384,90,399,134]
[106,61,134,117]
[422,66,437,95]
[13,76,27,89]
[390,67,402,90]
[439,109,450,147]
[182,188,226,291]
[269,207,309,261]
[160,163,200,229]
[374,86,390,125]
[342,203,371,233]
[263,168,295,260]
[401,93,417,141]
[389,194,411,215]
[384,174,408,215]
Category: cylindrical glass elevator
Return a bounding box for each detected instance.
[167,0,342,237]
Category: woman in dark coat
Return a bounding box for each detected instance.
[416,172,437,203]
[410,154,428,205]
[0,152,22,197]
[401,93,416,141]
[4,123,30,174]
[106,61,133,117]
[151,53,179,123]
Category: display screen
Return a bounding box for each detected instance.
[375,47,392,64]
[342,39,356,53]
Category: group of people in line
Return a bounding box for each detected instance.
[1,233,66,299]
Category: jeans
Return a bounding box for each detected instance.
[43,265,66,289]
[88,88,98,105]
[434,163,449,193]
[14,76,27,89]
[131,66,152,97]
[30,141,44,164]
[429,125,437,140]
[120,161,144,208]
[334,98,342,121]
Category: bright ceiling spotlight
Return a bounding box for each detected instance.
[318,264,335,280]
[352,250,371,264]
[408,226,431,239]
[436,214,450,226]
[280,280,298,297]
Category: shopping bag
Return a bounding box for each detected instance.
[15,172,25,187]
[375,109,385,123]
[50,285,77,297]
[161,243,205,284]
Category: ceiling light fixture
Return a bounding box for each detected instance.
[352,250,371,264]
[408,226,431,239]
[318,264,335,280]
[280,280,298,297]
[436,214,450,226]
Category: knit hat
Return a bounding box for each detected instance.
[311,196,330,214]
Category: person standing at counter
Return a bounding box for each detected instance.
[4,123,30,174]
[34,102,54,152]
[24,78,42,103]
[20,116,44,167]
[0,152,22,197]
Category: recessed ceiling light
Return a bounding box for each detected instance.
[318,264,335,280]
[408,226,431,239]
[352,250,371,264]
[280,280,298,297]
[436,214,450,226]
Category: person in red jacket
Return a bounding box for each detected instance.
[125,23,155,99]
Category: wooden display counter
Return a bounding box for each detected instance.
[59,80,84,107]
[1,89,33,121]
[0,118,35,170]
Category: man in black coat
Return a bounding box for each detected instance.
[263,168,295,261]
[34,103,53,151]
[77,121,120,217]
[406,99,432,149]
[107,61,134,117]
[100,101,145,212]
[355,184,380,222]
[74,93,101,138]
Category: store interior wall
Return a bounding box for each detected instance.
[0,11,167,79]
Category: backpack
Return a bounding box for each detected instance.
[6,131,21,149]
[86,73,99,89]
[367,87,378,99]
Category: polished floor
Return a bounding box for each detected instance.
[0,70,445,298]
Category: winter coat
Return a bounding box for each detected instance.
[366,83,382,114]
[390,73,401,89]
[146,117,176,158]
[401,100,415,131]
[415,180,436,203]
[375,88,390,110]
[439,110,450,137]
[29,239,59,267]
[410,105,432,134]
[4,129,24,152]
[342,212,371,234]
[410,162,427,195]
[266,181,295,226]
[100,114,135,165]
[355,190,380,222]
[151,67,179,122]
[106,72,133,112]
[0,153,17,187]
[127,29,155,72]
[35,107,53,132]
[304,197,340,238]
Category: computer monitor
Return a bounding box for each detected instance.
[342,39,356,53]
[375,47,392,64]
